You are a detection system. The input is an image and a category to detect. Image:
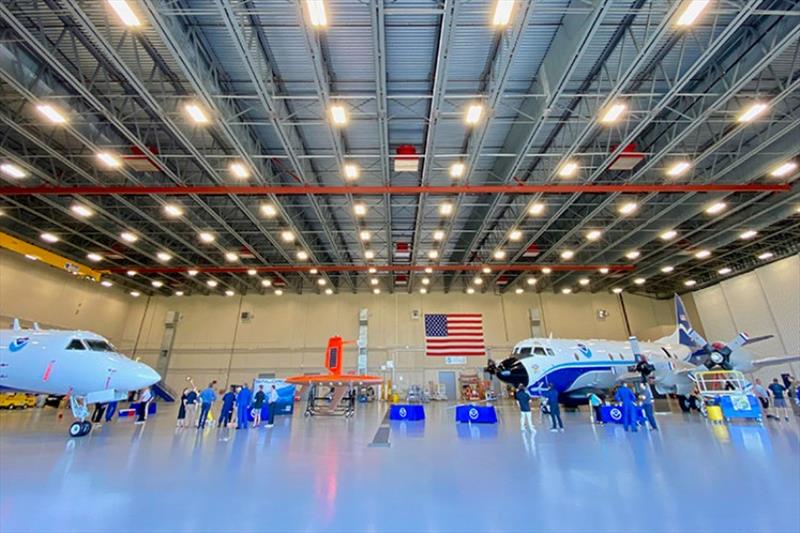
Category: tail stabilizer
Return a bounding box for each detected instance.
[657,295,707,350]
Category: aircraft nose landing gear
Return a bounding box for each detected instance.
[68,396,92,437]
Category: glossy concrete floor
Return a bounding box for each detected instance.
[1,402,798,533]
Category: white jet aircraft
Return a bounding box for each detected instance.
[486,295,798,408]
[0,319,160,436]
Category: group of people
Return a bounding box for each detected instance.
[177,382,280,430]
[90,386,153,425]
[753,377,797,421]
[514,379,659,434]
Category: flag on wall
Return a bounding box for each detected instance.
[424,313,486,357]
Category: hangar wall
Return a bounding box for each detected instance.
[0,250,135,344]
[124,290,676,391]
[689,254,800,379]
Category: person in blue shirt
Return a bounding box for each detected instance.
[544,384,563,432]
[615,383,638,432]
[639,378,658,431]
[236,384,253,429]
[217,386,236,428]
[515,384,533,431]
[197,383,216,429]
[768,378,789,421]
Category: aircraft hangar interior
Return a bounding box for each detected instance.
[0,1,799,532]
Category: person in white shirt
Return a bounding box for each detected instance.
[266,385,279,427]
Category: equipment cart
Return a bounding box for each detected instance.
[692,370,762,424]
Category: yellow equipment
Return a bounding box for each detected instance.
[0,392,36,409]
[707,405,724,423]
[0,231,104,282]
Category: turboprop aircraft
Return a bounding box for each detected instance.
[285,335,382,417]
[486,295,798,407]
[0,319,160,436]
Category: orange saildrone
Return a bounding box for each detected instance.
[285,336,382,417]
[285,335,383,386]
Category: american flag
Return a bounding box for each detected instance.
[424,313,486,357]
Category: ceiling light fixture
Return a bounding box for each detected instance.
[560,250,575,260]
[163,204,183,218]
[558,160,579,178]
[666,161,691,177]
[296,250,309,261]
[365,250,375,260]
[40,232,59,243]
[466,287,475,295]
[438,202,453,216]
[585,229,602,241]
[421,277,430,286]
[578,278,590,286]
[261,279,272,287]
[207,280,218,288]
[433,230,445,241]
[96,152,122,169]
[769,161,797,178]
[36,104,67,124]
[359,230,371,241]
[634,278,646,286]
[175,291,184,296]
[424,267,433,274]
[419,288,428,294]
[184,103,209,125]
[354,203,367,217]
[0,163,26,179]
[739,230,757,240]
[71,204,93,218]
[758,251,773,260]
[597,267,608,274]
[198,232,215,243]
[343,163,360,181]
[618,201,638,216]
[86,252,103,262]
[428,250,439,260]
[493,249,506,260]
[306,0,328,27]
[325,288,333,295]
[561,288,573,295]
[542,267,552,275]
[528,202,545,216]
[225,290,235,297]
[330,104,348,126]
[108,0,142,27]
[482,267,491,274]
[157,252,172,262]
[526,277,536,286]
[492,0,515,26]
[625,250,641,260]
[127,270,138,277]
[600,103,626,124]
[275,289,284,296]
[515,288,524,294]
[660,229,678,241]
[229,162,250,179]
[101,280,113,288]
[130,291,141,297]
[694,249,711,259]
[705,202,727,215]
[120,231,138,243]
[151,280,163,288]
[676,0,711,27]
[261,203,277,218]
[465,104,484,125]
[718,267,732,275]
[612,287,623,294]
[661,266,674,273]
[281,230,295,243]
[508,229,522,241]
[368,267,377,274]
[187,269,198,277]
[684,280,696,287]
[248,269,257,276]
[737,102,768,123]
[473,277,483,286]
[449,162,465,179]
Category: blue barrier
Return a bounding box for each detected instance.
[455,404,497,424]
[389,404,425,421]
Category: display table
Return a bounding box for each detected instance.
[389,404,425,421]
[119,402,157,417]
[599,405,645,424]
[455,404,497,424]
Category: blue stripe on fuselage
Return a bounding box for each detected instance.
[527,360,636,395]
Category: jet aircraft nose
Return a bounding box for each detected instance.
[117,360,161,391]
[495,357,529,387]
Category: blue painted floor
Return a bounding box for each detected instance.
[1,402,798,533]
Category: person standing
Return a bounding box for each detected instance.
[515,384,533,431]
[544,384,563,432]
[177,388,188,428]
[252,385,266,428]
[185,387,199,427]
[135,387,152,424]
[615,384,638,432]
[267,384,279,428]
[197,383,216,429]
[105,400,117,423]
[91,402,107,425]
[768,378,789,421]
[753,379,770,413]
[236,384,253,429]
[218,386,236,428]
[639,379,658,431]
[588,393,603,424]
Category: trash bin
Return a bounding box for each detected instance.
[707,404,723,422]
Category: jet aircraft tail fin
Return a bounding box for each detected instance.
[657,295,706,351]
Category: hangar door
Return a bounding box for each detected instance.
[438,371,456,401]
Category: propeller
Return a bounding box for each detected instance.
[690,332,750,370]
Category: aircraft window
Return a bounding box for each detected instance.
[533,347,546,356]
[85,340,115,352]
[545,348,555,356]
[66,339,86,350]
[516,347,532,358]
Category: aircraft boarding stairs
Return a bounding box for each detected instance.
[151,382,176,402]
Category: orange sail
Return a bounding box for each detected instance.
[284,336,383,385]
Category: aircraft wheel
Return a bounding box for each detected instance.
[69,422,84,437]
[677,396,691,413]
[80,421,92,436]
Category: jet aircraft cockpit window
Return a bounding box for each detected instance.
[545,348,555,356]
[533,347,547,356]
[516,347,532,358]
[85,340,115,352]
[66,339,86,350]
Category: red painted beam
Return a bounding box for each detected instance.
[108,264,635,275]
[0,183,790,197]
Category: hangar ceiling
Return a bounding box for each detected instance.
[0,0,798,298]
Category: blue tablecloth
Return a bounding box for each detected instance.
[389,404,425,421]
[600,405,645,424]
[455,404,497,424]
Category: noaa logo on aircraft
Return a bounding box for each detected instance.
[609,408,622,421]
[398,407,407,418]
[8,337,30,352]
[577,343,592,358]
[468,408,480,420]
